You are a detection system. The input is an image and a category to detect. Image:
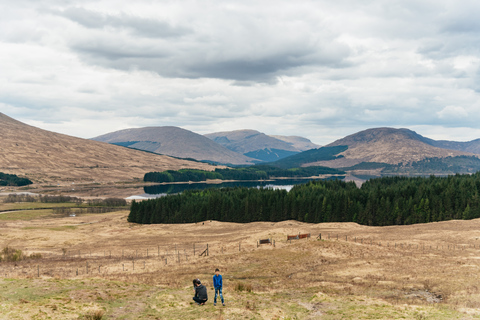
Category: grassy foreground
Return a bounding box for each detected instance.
[1,202,480,319]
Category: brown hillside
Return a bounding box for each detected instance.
[311,127,475,167]
[0,113,213,184]
[270,134,320,151]
[205,129,301,153]
[92,126,256,165]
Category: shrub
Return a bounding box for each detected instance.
[235,282,253,292]
[84,310,104,320]
[1,247,24,262]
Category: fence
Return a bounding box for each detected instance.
[1,233,478,279]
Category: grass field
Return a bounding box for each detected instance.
[1,199,480,319]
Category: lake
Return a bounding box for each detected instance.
[127,176,344,200]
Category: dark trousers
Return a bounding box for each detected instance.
[193,297,207,304]
[214,287,224,304]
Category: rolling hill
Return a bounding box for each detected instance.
[92,127,256,165]
[204,129,320,162]
[269,128,480,174]
[0,113,213,184]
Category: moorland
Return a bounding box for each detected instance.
[1,196,480,319]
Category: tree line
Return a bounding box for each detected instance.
[129,173,480,226]
[143,165,343,183]
[0,172,32,187]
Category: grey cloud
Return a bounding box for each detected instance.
[69,33,350,82]
[57,7,190,38]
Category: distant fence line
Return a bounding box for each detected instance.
[1,234,478,279]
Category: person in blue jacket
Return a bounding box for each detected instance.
[213,268,225,306]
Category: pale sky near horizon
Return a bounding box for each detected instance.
[1,0,480,145]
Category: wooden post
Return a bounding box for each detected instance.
[336,234,338,240]
[239,242,241,251]
[193,243,196,256]
[221,247,223,254]
[165,258,167,265]
[319,233,322,240]
[158,245,160,257]
[37,265,39,277]
[123,264,124,271]
[346,235,347,241]
[76,268,78,276]
[207,244,209,256]
[86,262,88,274]
[98,266,100,273]
[133,260,135,271]
[147,249,148,258]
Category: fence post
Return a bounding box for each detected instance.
[147,249,148,258]
[207,244,209,256]
[158,245,160,257]
[133,260,135,271]
[336,234,338,240]
[346,235,347,241]
[319,233,322,240]
[123,264,124,271]
[194,243,196,256]
[239,242,241,251]
[37,265,39,277]
[86,262,88,274]
[165,258,167,265]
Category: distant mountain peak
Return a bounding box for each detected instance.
[93,126,256,165]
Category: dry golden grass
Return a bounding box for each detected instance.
[1,204,480,319]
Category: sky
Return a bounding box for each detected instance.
[1,0,480,145]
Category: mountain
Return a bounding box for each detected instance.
[416,137,480,155]
[204,129,319,162]
[270,135,321,151]
[0,113,212,183]
[92,127,256,165]
[270,128,479,172]
[321,128,475,167]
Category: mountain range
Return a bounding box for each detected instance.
[0,113,212,184]
[92,126,257,165]
[93,128,321,164]
[3,111,480,184]
[269,128,480,175]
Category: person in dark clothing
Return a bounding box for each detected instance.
[192,278,208,305]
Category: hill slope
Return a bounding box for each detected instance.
[314,127,475,168]
[205,129,299,154]
[92,127,256,165]
[0,113,212,183]
[204,129,320,162]
[270,135,321,151]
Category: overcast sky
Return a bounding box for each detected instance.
[2,0,480,145]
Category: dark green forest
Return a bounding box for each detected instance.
[144,165,343,183]
[130,173,480,226]
[0,172,33,186]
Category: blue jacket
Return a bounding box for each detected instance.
[213,274,223,288]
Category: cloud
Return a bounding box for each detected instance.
[1,0,480,145]
[57,7,190,39]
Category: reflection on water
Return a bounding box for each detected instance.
[128,177,344,200]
